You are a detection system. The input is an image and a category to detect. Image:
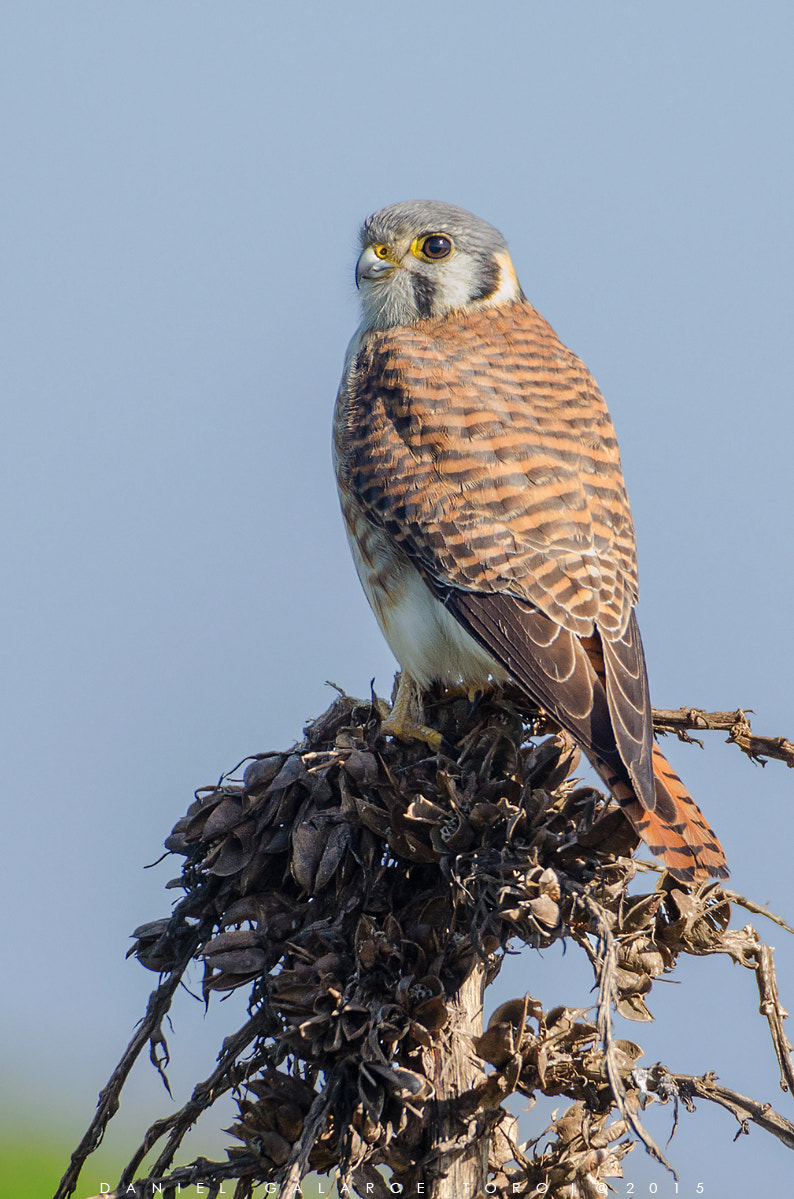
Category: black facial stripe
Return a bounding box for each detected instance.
[411,272,436,319]
[469,254,502,303]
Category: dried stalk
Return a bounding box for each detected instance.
[652,706,794,768]
[409,964,489,1195]
[80,1156,259,1199]
[671,1073,794,1150]
[754,942,794,1095]
[56,689,794,1199]
[118,1006,277,1189]
[53,885,215,1199]
[280,1069,342,1191]
[578,891,676,1179]
[722,888,794,936]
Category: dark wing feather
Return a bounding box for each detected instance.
[443,588,628,784]
[599,612,655,810]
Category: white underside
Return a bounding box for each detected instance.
[346,526,508,691]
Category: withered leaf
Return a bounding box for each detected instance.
[257,825,291,855]
[358,1065,385,1124]
[523,736,571,787]
[343,749,380,786]
[613,1039,644,1062]
[473,1022,517,1068]
[614,966,652,997]
[131,918,171,942]
[353,795,391,837]
[487,997,537,1031]
[528,894,561,929]
[620,892,664,933]
[367,1061,430,1098]
[358,939,377,970]
[619,939,667,978]
[291,817,330,892]
[403,796,447,824]
[260,784,304,829]
[615,993,654,1022]
[468,801,501,828]
[203,947,267,977]
[267,754,308,793]
[203,928,262,955]
[408,1021,433,1048]
[412,995,448,1033]
[164,827,191,854]
[537,867,561,900]
[202,796,244,840]
[208,826,257,876]
[243,755,285,794]
[334,728,366,751]
[177,790,232,843]
[430,815,475,853]
[314,823,351,892]
[386,827,438,864]
[275,1102,304,1141]
[253,1130,291,1165]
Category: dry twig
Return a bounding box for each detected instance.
[652,706,794,768]
[578,891,676,1178]
[754,942,794,1095]
[671,1073,794,1150]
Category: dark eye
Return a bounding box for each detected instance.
[421,234,452,260]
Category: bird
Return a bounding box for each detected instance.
[333,200,728,885]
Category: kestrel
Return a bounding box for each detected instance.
[333,200,728,884]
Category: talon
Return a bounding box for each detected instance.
[381,715,445,751]
[379,672,446,751]
[467,688,484,720]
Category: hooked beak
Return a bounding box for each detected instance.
[356,245,396,288]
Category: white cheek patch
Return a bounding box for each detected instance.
[431,249,523,315]
[435,255,482,312]
[475,250,523,308]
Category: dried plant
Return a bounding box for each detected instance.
[55,685,794,1199]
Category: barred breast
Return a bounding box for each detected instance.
[334,299,637,640]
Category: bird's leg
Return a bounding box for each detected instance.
[379,671,445,751]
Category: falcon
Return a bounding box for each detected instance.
[333,200,728,884]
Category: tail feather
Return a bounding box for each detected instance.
[609,742,729,883]
[580,631,728,883]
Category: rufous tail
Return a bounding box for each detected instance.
[579,631,728,883]
[613,742,729,883]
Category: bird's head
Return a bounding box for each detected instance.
[355,200,523,331]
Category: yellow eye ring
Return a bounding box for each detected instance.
[412,233,453,261]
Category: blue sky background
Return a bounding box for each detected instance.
[2,2,793,1193]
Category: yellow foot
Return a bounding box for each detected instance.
[438,682,483,703]
[379,672,445,751]
[440,683,491,721]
